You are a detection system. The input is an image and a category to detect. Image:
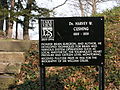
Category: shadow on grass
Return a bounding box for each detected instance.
[9,79,40,90]
[9,74,64,90]
[45,74,64,90]
[9,66,98,90]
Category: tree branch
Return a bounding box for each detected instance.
[85,0,93,6]
[52,0,68,10]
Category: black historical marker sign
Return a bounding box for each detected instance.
[39,17,104,90]
[39,17,104,66]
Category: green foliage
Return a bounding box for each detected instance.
[9,42,40,90]
[76,86,86,90]
[94,6,120,90]
[14,0,50,25]
[10,80,40,90]
[45,66,99,89]
[0,0,50,29]
[94,6,120,24]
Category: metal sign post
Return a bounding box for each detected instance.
[39,17,104,90]
[40,67,45,90]
[99,65,104,90]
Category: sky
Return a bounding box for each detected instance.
[38,0,118,17]
[13,0,118,40]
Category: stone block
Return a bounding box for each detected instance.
[0,63,22,74]
[0,75,15,89]
[0,40,38,52]
[0,52,24,74]
[0,52,25,63]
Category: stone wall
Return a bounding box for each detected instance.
[0,40,38,89]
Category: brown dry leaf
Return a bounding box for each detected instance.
[16,79,24,85]
[70,77,76,83]
[24,61,29,64]
[64,85,69,90]
[32,60,39,66]
[108,42,113,47]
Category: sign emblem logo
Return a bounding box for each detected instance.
[41,20,54,41]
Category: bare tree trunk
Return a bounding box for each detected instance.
[91,0,97,15]
[0,16,4,31]
[15,21,18,39]
[15,0,21,39]
[23,15,30,40]
[78,0,85,16]
[6,0,14,38]
[85,0,97,15]
[6,19,13,38]
[23,0,33,40]
[0,0,7,32]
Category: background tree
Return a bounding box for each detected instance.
[9,0,50,40]
[20,0,67,40]
[0,0,7,32]
[0,0,50,39]
[23,0,33,40]
[6,0,15,38]
[0,0,70,39]
[69,0,113,16]
[0,0,4,31]
[116,0,120,5]
[85,0,114,15]
[78,0,85,16]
